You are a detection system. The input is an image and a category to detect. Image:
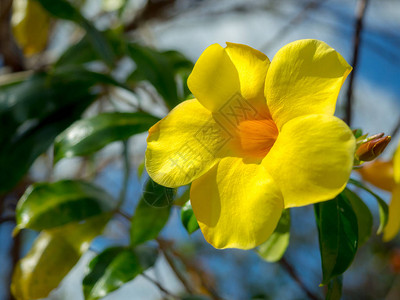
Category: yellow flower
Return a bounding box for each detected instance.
[359,141,400,241]
[145,39,356,249]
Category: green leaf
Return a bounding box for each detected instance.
[127,44,179,109]
[181,202,200,234]
[142,178,175,208]
[315,194,358,285]
[0,72,98,194]
[35,0,115,66]
[348,178,389,234]
[257,209,290,262]
[15,180,115,234]
[130,179,174,246]
[54,112,160,162]
[343,188,373,246]
[83,245,158,300]
[11,214,109,300]
[56,31,125,67]
[326,276,343,300]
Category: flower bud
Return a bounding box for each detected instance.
[356,135,391,162]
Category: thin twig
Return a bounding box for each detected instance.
[260,0,324,51]
[117,141,130,207]
[0,216,15,225]
[141,273,181,300]
[157,239,197,295]
[391,117,400,139]
[280,257,320,300]
[344,0,369,126]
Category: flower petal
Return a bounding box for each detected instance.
[383,185,400,241]
[187,44,240,112]
[265,39,352,129]
[358,160,395,192]
[394,140,400,184]
[190,157,283,249]
[146,99,232,187]
[263,114,355,208]
[225,42,271,117]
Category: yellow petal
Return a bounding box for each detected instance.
[225,42,271,117]
[357,160,395,192]
[146,99,232,187]
[383,185,400,241]
[265,39,352,129]
[394,140,400,184]
[12,0,50,56]
[187,44,240,112]
[263,114,355,208]
[190,157,283,249]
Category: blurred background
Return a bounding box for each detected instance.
[1,0,400,299]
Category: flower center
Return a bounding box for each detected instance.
[234,118,278,159]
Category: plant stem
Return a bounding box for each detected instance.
[157,239,197,295]
[280,257,320,300]
[117,141,130,207]
[141,273,181,300]
[344,0,369,126]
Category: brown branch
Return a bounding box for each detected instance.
[0,215,15,225]
[141,273,181,300]
[124,0,177,32]
[344,0,369,126]
[280,257,321,300]
[157,239,197,295]
[391,117,400,139]
[260,0,324,51]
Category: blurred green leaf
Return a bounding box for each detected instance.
[35,0,115,66]
[11,214,109,300]
[127,44,180,109]
[54,112,159,163]
[181,202,200,234]
[343,188,373,246]
[83,245,158,300]
[15,180,115,234]
[0,72,100,194]
[130,178,174,246]
[257,209,290,263]
[326,276,342,300]
[315,194,358,285]
[348,178,389,234]
[56,31,125,67]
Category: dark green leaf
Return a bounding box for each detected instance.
[326,276,343,300]
[315,194,358,285]
[11,214,109,300]
[0,72,98,194]
[343,188,373,246]
[127,44,179,109]
[142,178,175,208]
[35,0,115,66]
[15,180,115,233]
[56,31,125,67]
[257,209,290,262]
[130,179,174,246]
[54,112,159,162]
[34,0,80,20]
[181,202,200,234]
[348,178,389,234]
[83,245,158,300]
